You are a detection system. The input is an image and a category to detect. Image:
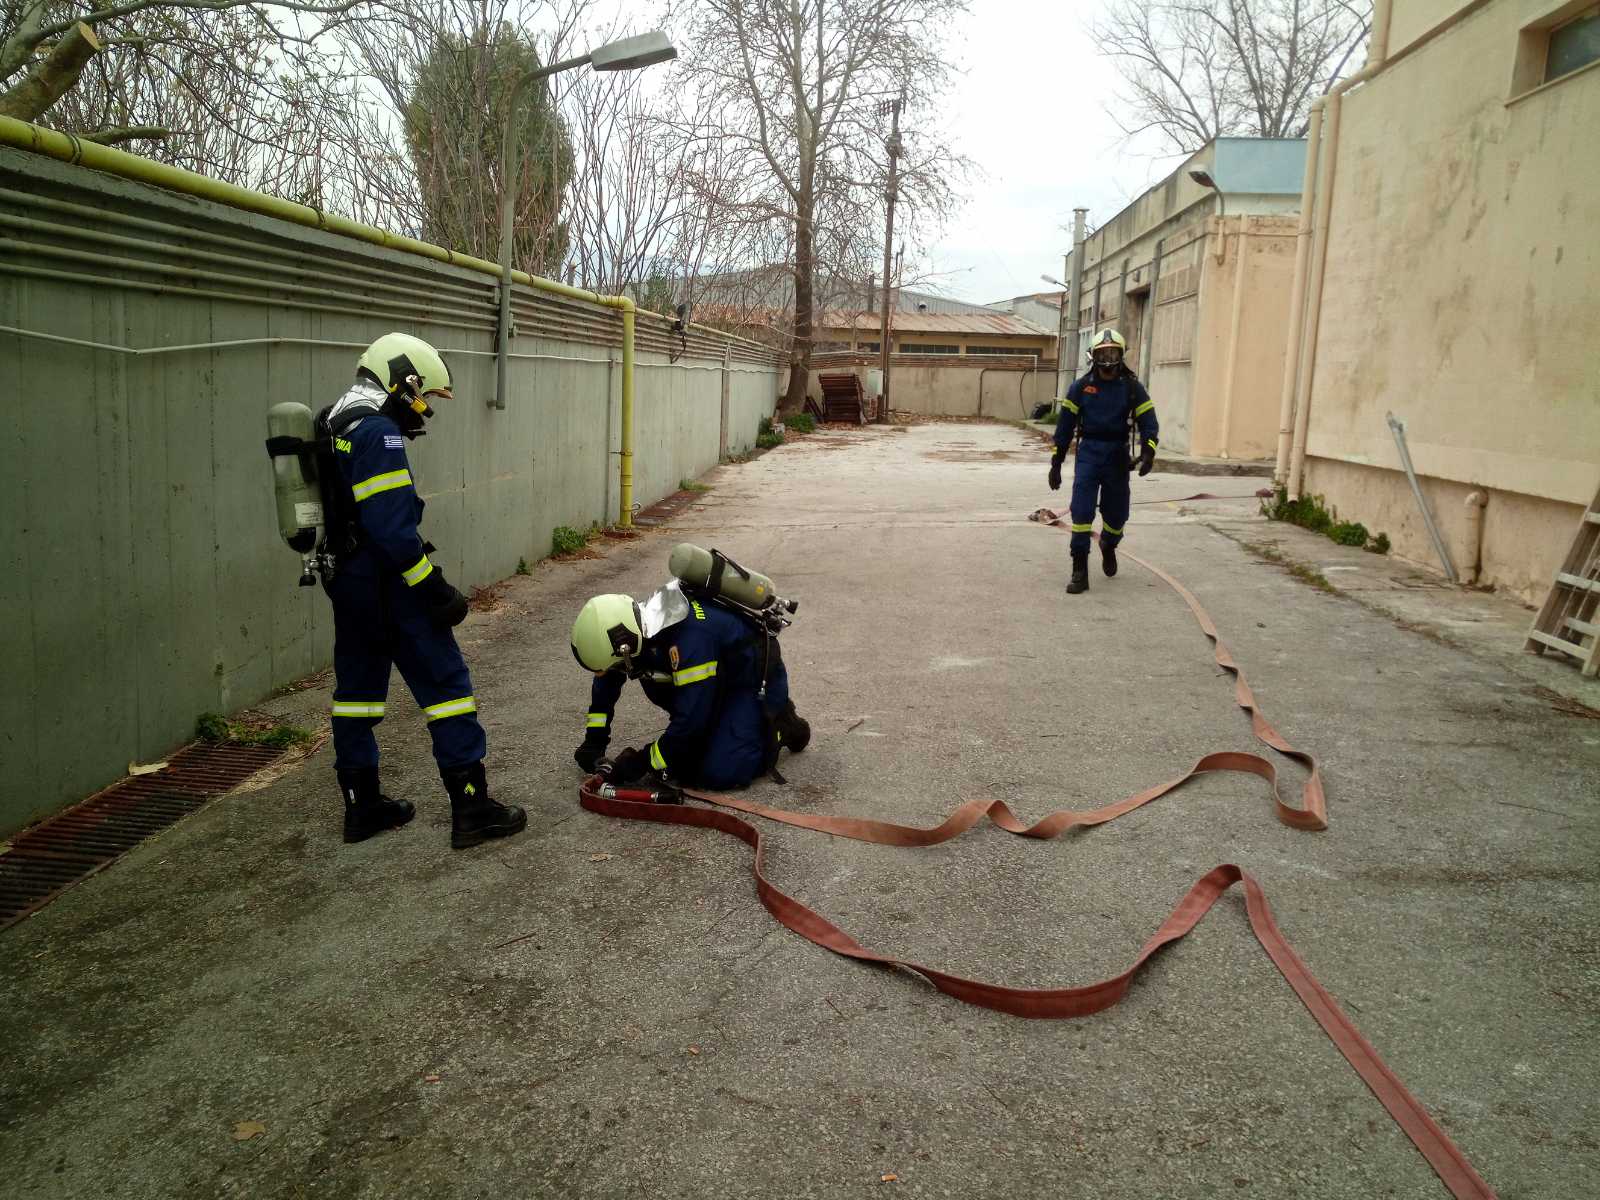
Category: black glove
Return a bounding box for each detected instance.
[1047,455,1063,492]
[574,735,608,773]
[416,569,469,627]
[1137,444,1155,477]
[609,746,651,784]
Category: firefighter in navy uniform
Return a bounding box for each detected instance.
[1048,328,1160,594]
[320,333,526,849]
[569,584,810,791]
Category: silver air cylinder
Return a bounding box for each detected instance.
[267,402,322,554]
[669,543,776,610]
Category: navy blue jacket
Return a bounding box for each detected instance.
[1054,369,1159,456]
[332,410,435,586]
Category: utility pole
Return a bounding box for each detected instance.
[876,93,904,422]
[1065,207,1088,388]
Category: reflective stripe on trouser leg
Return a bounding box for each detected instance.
[391,621,487,771]
[1099,462,1131,549]
[328,572,392,771]
[1068,447,1100,558]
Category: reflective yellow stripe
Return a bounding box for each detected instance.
[1070,523,1094,533]
[1134,399,1155,417]
[672,660,718,686]
[402,555,434,586]
[424,695,477,721]
[351,468,412,501]
[1062,398,1080,414]
[585,712,607,729]
[649,741,667,771]
[1147,438,1158,450]
[1103,523,1124,535]
[332,701,386,718]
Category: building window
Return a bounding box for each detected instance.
[901,343,959,354]
[1513,2,1600,95]
[965,345,1041,357]
[1547,6,1600,81]
[855,341,880,353]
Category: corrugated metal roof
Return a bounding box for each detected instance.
[819,310,1056,337]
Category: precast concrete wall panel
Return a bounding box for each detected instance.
[0,149,778,834]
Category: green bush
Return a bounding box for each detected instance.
[515,557,530,576]
[755,430,784,449]
[787,412,816,434]
[551,525,588,556]
[1262,487,1390,554]
[1329,520,1370,547]
[758,416,774,436]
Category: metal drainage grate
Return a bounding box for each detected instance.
[0,742,284,931]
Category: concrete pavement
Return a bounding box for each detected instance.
[3,422,1596,1198]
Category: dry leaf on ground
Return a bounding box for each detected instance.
[232,1121,266,1141]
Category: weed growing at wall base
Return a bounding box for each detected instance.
[756,416,785,449]
[1262,488,1390,554]
[195,713,314,749]
[552,525,592,556]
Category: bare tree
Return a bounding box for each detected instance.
[1093,0,1372,153]
[671,0,970,414]
[0,1,368,140]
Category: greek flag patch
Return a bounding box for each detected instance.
[384,434,404,449]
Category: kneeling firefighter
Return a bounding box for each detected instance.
[1047,328,1160,595]
[569,545,811,791]
[266,333,526,848]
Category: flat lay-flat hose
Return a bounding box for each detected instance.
[576,506,1495,1199]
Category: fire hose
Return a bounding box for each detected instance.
[575,506,1495,1199]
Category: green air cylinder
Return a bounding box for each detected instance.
[266,401,322,553]
[669,543,775,610]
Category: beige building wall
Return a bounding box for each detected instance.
[1299,0,1600,604]
[1123,214,1298,459]
[808,357,1055,418]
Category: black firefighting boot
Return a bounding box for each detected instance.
[339,767,415,844]
[1101,540,1119,577]
[773,700,811,753]
[443,761,527,850]
[1066,554,1090,595]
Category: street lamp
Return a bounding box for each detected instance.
[494,31,677,409]
[1188,164,1227,263]
[1040,273,1067,290]
[1188,164,1224,215]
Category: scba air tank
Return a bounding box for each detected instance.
[266,402,323,554]
[669,543,777,610]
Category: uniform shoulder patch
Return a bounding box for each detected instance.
[668,645,680,670]
[383,434,404,449]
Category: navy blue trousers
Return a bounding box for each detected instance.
[324,565,485,773]
[1068,439,1132,557]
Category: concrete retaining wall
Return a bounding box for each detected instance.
[0,149,779,835]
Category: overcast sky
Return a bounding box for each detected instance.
[924,1,1190,305]
[618,0,1192,307]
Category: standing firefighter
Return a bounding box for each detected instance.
[317,334,526,849]
[1047,329,1159,594]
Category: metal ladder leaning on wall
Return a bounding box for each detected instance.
[1526,482,1600,677]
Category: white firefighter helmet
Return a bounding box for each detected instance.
[358,333,454,419]
[1089,328,1127,367]
[571,594,645,673]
